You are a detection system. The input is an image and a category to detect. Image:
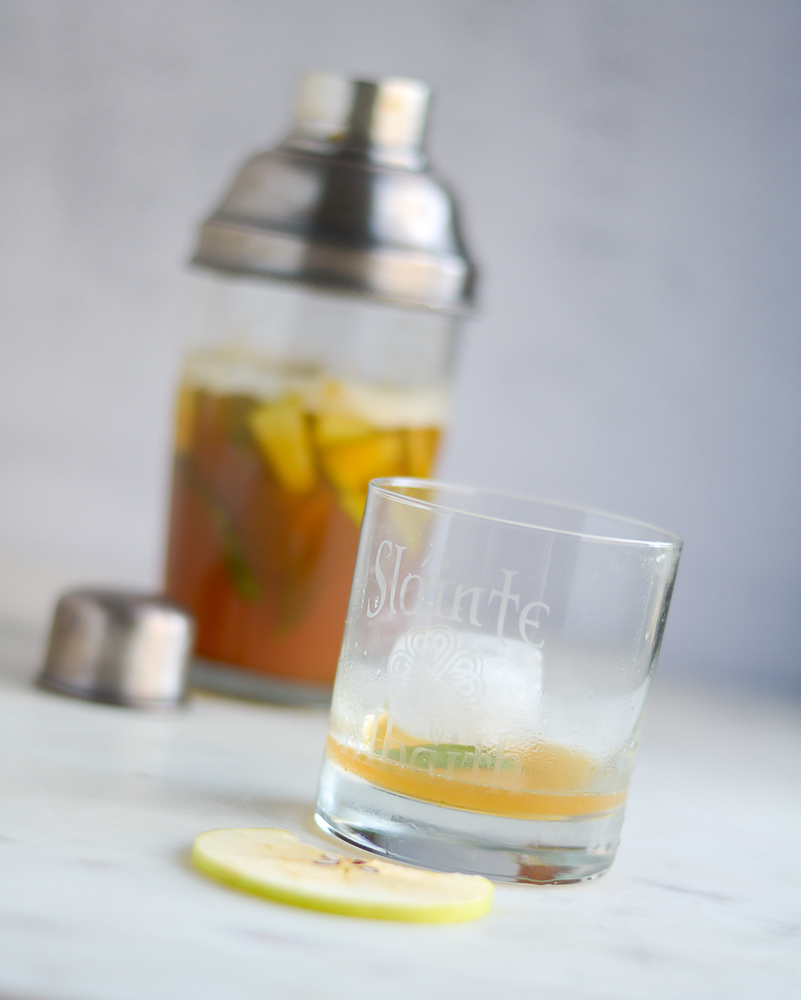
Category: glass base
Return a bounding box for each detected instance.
[190,658,333,706]
[315,756,624,884]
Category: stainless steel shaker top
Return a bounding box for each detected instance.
[192,73,477,314]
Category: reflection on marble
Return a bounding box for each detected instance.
[0,623,798,1000]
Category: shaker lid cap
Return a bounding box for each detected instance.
[38,589,194,709]
[192,72,477,314]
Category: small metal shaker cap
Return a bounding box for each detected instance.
[38,589,194,709]
[289,74,430,165]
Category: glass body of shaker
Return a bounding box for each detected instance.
[164,270,460,700]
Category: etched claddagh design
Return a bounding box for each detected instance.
[388,626,484,742]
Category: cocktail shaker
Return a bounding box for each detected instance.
[164,73,477,703]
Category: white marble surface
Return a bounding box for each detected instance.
[1,622,798,1000]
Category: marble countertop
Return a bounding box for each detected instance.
[1,623,798,1000]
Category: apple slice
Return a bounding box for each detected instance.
[335,488,368,526]
[404,427,439,477]
[173,383,197,453]
[191,828,493,923]
[318,430,405,494]
[249,396,316,493]
[312,412,374,447]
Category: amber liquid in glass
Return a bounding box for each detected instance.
[164,379,441,687]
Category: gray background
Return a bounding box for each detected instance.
[1,0,798,691]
